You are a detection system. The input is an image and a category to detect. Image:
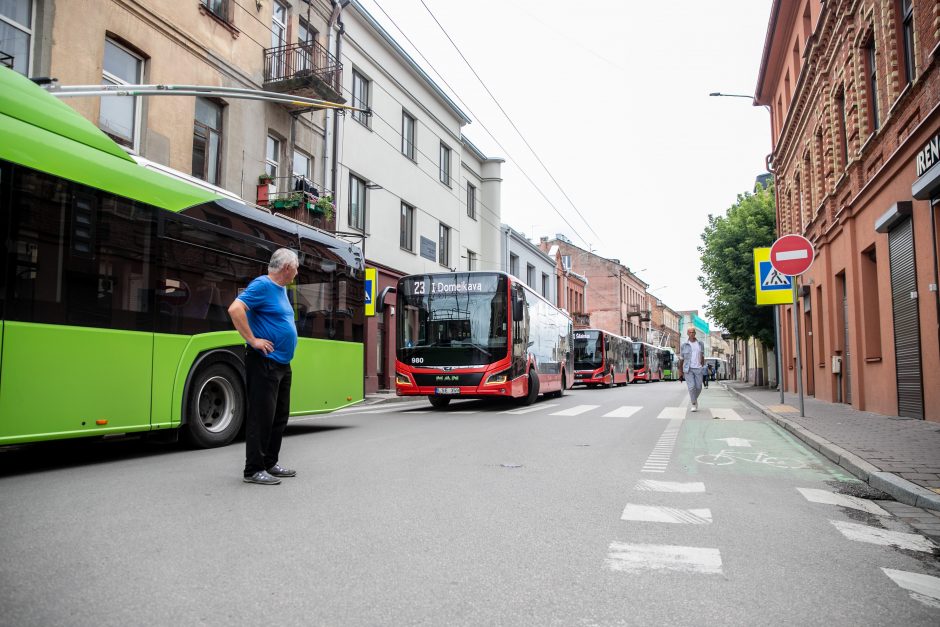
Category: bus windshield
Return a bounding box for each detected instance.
[398,273,509,367]
[573,330,603,370]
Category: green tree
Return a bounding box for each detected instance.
[698,182,777,348]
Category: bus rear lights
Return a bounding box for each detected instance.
[95,419,108,425]
[395,373,412,386]
[485,370,510,385]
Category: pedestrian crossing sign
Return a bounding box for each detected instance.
[364,268,377,317]
[753,247,794,305]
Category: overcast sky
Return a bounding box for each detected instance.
[358,0,774,321]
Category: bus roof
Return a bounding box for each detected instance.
[0,67,216,211]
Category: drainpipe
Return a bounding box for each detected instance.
[325,1,349,199]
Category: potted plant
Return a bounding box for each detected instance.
[271,192,305,210]
[311,194,335,220]
[258,172,275,185]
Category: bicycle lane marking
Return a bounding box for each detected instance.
[677,419,856,481]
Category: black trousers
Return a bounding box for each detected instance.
[244,348,292,476]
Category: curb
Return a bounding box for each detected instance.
[724,384,940,512]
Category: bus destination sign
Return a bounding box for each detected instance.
[405,279,485,296]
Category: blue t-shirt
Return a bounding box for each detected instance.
[237,275,298,364]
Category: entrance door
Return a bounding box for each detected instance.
[888,217,924,419]
[804,307,815,396]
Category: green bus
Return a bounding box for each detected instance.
[0,67,364,448]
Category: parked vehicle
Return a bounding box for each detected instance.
[632,341,663,382]
[573,329,633,387]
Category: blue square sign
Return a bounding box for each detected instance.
[759,260,792,291]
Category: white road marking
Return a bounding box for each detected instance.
[710,408,743,420]
[409,410,432,414]
[500,403,558,415]
[776,249,809,261]
[642,420,681,473]
[449,410,482,414]
[715,437,752,447]
[602,405,642,418]
[830,520,938,553]
[634,480,706,493]
[797,488,890,516]
[606,543,723,574]
[551,404,599,416]
[621,504,712,524]
[657,407,686,420]
[882,568,940,609]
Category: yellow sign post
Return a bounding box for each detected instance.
[364,268,377,317]
[753,247,793,305]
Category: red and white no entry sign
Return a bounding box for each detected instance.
[770,234,814,276]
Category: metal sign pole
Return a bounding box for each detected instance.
[774,305,784,404]
[791,277,804,416]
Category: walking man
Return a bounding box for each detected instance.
[678,327,706,412]
[228,248,300,485]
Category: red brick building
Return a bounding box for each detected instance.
[540,239,589,327]
[540,237,649,340]
[756,0,939,420]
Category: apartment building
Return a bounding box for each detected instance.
[501,226,556,304]
[756,0,939,420]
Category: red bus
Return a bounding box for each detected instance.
[394,272,574,407]
[573,329,633,387]
[631,341,664,382]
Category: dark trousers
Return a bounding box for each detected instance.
[244,348,292,476]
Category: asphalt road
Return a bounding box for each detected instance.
[1,381,938,626]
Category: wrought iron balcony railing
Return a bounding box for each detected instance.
[263,40,342,99]
[0,51,14,69]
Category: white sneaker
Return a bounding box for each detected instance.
[691,403,697,412]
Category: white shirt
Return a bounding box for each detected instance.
[680,339,704,371]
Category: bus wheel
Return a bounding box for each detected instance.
[519,370,540,405]
[184,363,244,448]
[428,395,451,409]
[605,370,614,389]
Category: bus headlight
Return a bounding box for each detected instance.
[485,370,510,385]
[396,372,412,386]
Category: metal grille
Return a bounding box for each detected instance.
[888,217,924,419]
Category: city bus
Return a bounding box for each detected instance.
[573,329,632,387]
[0,67,364,448]
[631,341,663,382]
[395,272,573,407]
[705,357,730,381]
[661,347,677,381]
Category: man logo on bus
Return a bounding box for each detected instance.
[435,375,459,382]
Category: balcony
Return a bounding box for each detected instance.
[256,175,336,232]
[0,51,13,69]
[263,41,344,105]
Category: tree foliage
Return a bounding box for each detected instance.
[698,182,777,348]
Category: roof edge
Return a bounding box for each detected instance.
[754,0,782,105]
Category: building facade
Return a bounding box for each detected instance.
[651,300,680,351]
[540,240,589,326]
[7,0,505,394]
[501,226,556,304]
[542,237,650,340]
[756,0,939,420]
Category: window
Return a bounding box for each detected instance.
[899,0,914,86]
[271,1,288,47]
[401,110,416,160]
[0,0,32,75]
[293,149,311,181]
[836,88,848,170]
[265,135,280,181]
[438,223,450,267]
[298,18,317,72]
[348,174,366,231]
[467,250,477,271]
[526,264,535,288]
[100,39,143,149]
[439,142,451,186]
[192,97,222,185]
[541,273,549,298]
[865,38,880,132]
[466,183,476,219]
[201,0,232,23]
[400,202,414,251]
[352,70,370,126]
[509,253,519,277]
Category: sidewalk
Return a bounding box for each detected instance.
[725,381,940,513]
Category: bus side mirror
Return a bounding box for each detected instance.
[512,296,524,321]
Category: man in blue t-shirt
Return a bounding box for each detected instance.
[228,248,299,485]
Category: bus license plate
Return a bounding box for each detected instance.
[435,387,460,395]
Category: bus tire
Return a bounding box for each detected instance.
[519,369,540,405]
[428,395,451,409]
[183,362,245,449]
[605,370,614,389]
